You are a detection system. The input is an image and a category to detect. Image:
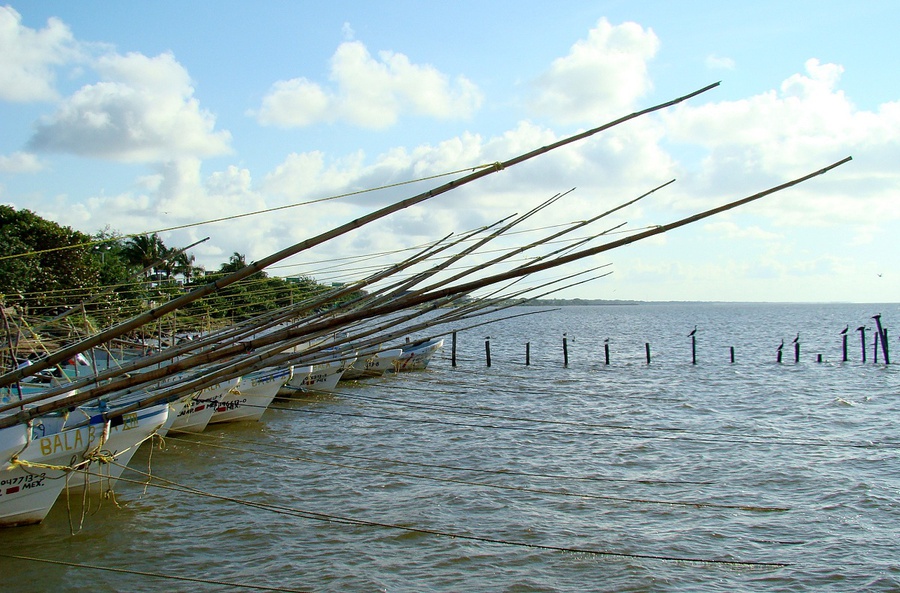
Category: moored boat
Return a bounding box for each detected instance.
[208,366,292,424]
[169,377,240,433]
[0,402,168,527]
[342,348,402,380]
[281,356,354,394]
[393,338,444,371]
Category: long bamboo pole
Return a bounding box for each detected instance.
[0,82,720,389]
[225,157,854,358]
[3,155,851,428]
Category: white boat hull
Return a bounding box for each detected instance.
[169,378,240,433]
[0,404,168,527]
[394,339,444,371]
[342,349,402,380]
[282,358,353,394]
[208,367,291,424]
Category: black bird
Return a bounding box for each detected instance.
[792,333,800,344]
[840,325,848,335]
[777,339,784,351]
[688,326,697,337]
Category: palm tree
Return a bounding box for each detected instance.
[122,234,168,278]
[219,252,247,274]
[173,251,200,282]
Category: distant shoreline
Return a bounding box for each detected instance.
[519,299,891,306]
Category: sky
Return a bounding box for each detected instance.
[1,1,898,303]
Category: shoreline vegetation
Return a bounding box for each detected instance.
[0,205,360,339]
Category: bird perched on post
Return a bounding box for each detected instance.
[688,326,697,337]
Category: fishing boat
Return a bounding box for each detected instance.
[168,377,240,433]
[393,338,444,371]
[0,401,168,527]
[341,348,402,380]
[207,366,292,424]
[281,355,354,394]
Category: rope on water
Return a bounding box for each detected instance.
[182,427,714,486]
[0,553,312,592]
[163,433,784,512]
[321,377,900,450]
[107,468,790,569]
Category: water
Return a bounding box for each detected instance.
[1,303,898,592]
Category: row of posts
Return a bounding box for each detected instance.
[448,315,892,367]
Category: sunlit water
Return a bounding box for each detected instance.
[1,303,898,592]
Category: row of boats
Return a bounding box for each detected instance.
[0,84,823,532]
[0,336,444,528]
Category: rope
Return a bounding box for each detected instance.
[0,164,495,263]
[354,374,900,450]
[0,553,312,592]
[162,434,785,512]
[107,468,789,569]
[275,394,899,453]
[180,428,713,486]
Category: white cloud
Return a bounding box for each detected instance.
[705,54,735,70]
[528,18,659,124]
[0,6,81,102]
[255,40,483,129]
[662,59,900,228]
[27,52,232,162]
[702,220,780,241]
[0,151,43,173]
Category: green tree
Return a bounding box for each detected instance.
[173,251,202,282]
[0,205,101,315]
[122,233,168,278]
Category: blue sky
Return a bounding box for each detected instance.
[1,1,898,303]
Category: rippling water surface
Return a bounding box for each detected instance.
[2,303,899,592]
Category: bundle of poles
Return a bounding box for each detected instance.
[0,81,851,431]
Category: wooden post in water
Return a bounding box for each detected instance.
[841,326,849,362]
[563,334,569,367]
[451,331,457,368]
[525,342,530,366]
[645,342,651,364]
[873,315,890,365]
[485,337,491,367]
[858,326,867,363]
[874,331,880,364]
[730,346,735,363]
[604,339,610,365]
[793,334,800,364]
[817,353,823,363]
[777,340,784,363]
[689,326,697,365]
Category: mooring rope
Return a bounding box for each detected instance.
[345,376,900,450]
[0,553,312,592]
[104,467,789,569]
[180,427,714,486]
[162,434,783,512]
